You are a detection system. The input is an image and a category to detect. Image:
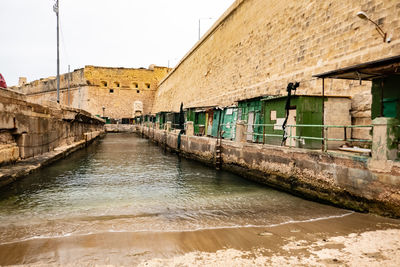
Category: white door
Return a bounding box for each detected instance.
[285,109,296,146]
[247,112,254,142]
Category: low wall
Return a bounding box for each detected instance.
[0,88,105,167]
[105,124,136,133]
[138,125,400,218]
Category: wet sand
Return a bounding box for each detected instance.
[1,212,400,266]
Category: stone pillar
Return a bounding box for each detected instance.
[186,121,194,136]
[235,120,247,143]
[372,117,399,161]
[155,122,160,129]
[17,133,32,159]
[166,121,172,132]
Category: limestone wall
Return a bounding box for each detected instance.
[153,0,400,129]
[13,68,86,95]
[105,124,136,133]
[0,88,105,166]
[20,87,90,111]
[83,66,170,118]
[14,66,170,119]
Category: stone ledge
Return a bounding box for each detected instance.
[0,144,19,166]
[0,133,104,188]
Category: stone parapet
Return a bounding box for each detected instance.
[11,65,171,120]
[105,124,136,133]
[0,88,105,166]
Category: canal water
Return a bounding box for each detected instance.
[0,133,351,246]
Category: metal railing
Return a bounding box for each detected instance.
[140,122,373,153]
[244,124,372,152]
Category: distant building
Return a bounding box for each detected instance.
[12,65,170,120]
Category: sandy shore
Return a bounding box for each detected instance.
[1,212,400,266]
[138,228,400,267]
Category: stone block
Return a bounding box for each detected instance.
[0,144,19,165]
[166,121,172,132]
[186,121,194,136]
[235,121,247,143]
[0,113,15,130]
[372,117,399,161]
[17,133,33,159]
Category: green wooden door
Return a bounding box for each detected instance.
[222,108,237,139]
[383,98,398,118]
[211,110,221,137]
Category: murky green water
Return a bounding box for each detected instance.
[0,133,350,244]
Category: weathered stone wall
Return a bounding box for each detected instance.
[14,65,170,119]
[12,69,86,95]
[139,124,400,217]
[324,97,354,147]
[0,88,105,166]
[105,124,136,133]
[153,0,400,129]
[20,87,90,112]
[83,66,170,118]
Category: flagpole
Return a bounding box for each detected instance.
[54,0,60,104]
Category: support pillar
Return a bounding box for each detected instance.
[166,121,172,132]
[371,117,399,161]
[186,121,194,136]
[235,120,247,143]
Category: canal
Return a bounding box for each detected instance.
[0,133,399,265]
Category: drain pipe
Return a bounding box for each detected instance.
[281,82,300,146]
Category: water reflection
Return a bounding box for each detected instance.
[0,133,349,244]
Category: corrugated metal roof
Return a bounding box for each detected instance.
[313,55,400,80]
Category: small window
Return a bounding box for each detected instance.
[133,83,138,88]
[114,82,120,87]
[137,90,140,93]
[101,81,108,87]
[145,83,150,89]
[109,89,114,93]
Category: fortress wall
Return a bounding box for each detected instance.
[153,0,400,129]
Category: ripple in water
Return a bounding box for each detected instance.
[0,133,350,244]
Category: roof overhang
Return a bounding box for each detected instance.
[184,105,219,112]
[236,95,265,103]
[313,55,400,81]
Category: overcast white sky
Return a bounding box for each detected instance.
[0,0,235,86]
